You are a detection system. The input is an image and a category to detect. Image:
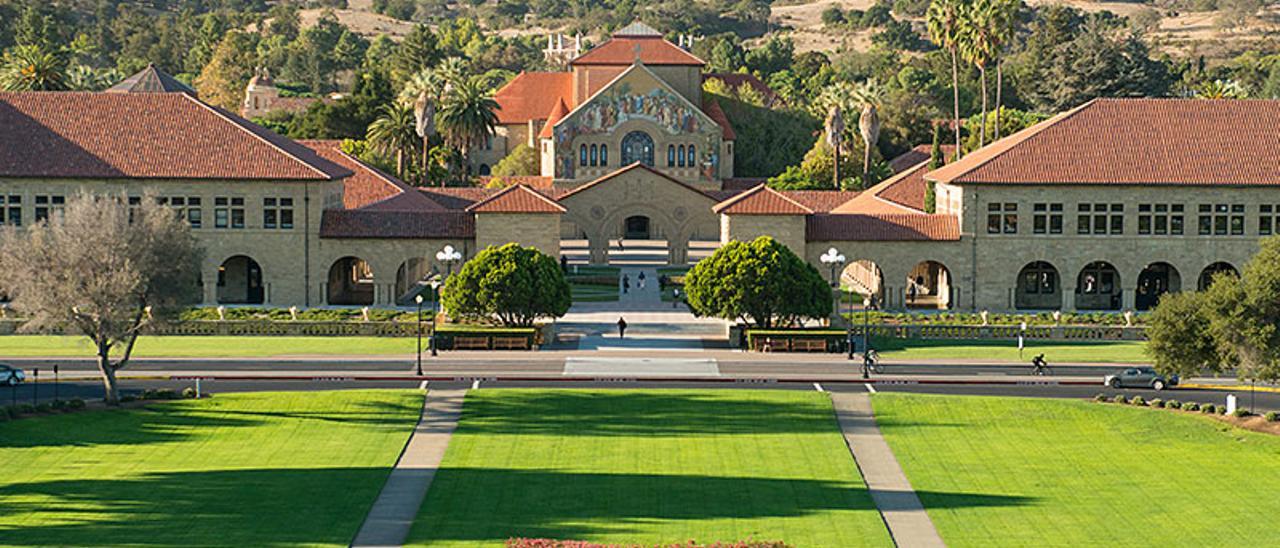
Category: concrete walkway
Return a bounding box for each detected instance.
[831,392,946,548]
[350,389,466,547]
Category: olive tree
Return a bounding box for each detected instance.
[441,243,570,327]
[683,236,830,328]
[0,193,202,403]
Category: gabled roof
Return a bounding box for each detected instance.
[806,214,960,242]
[493,72,574,125]
[0,92,350,180]
[299,140,443,211]
[926,98,1280,186]
[555,63,725,144]
[570,32,704,66]
[465,184,566,214]
[539,98,570,139]
[557,163,715,202]
[476,175,556,189]
[106,64,195,95]
[887,144,954,174]
[712,184,813,215]
[701,98,736,141]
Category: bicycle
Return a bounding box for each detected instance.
[1031,354,1053,376]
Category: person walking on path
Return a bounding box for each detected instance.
[638,271,646,290]
[617,317,628,339]
[622,274,630,294]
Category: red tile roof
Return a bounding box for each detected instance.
[713,184,813,215]
[493,72,574,125]
[320,210,474,239]
[571,36,704,66]
[465,184,566,214]
[0,92,351,180]
[888,144,954,174]
[299,140,443,211]
[806,213,960,241]
[558,163,714,202]
[780,190,861,213]
[475,175,556,189]
[927,98,1280,186]
[106,64,195,95]
[722,177,768,190]
[538,98,570,139]
[702,98,736,141]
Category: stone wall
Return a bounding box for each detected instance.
[474,213,562,258]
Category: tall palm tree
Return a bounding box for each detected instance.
[825,105,845,190]
[928,0,966,158]
[0,44,69,91]
[367,103,419,180]
[961,0,996,149]
[991,0,1019,141]
[438,76,498,178]
[854,80,882,189]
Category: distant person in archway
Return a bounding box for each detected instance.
[638,271,646,290]
[617,317,628,339]
[622,274,630,294]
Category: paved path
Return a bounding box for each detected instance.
[831,392,946,548]
[351,388,466,547]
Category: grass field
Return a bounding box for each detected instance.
[407,389,894,547]
[873,337,1147,363]
[567,265,621,303]
[872,393,1280,546]
[0,390,422,546]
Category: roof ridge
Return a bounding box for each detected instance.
[712,183,813,215]
[182,93,336,180]
[558,163,716,202]
[925,99,1095,185]
[465,183,566,213]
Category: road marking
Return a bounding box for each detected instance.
[471,380,480,390]
[813,382,824,392]
[418,380,429,391]
[864,383,877,393]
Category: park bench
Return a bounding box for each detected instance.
[491,337,530,350]
[754,337,787,352]
[790,339,828,352]
[453,336,490,350]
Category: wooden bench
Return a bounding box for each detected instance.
[492,337,530,350]
[791,339,828,352]
[754,337,787,352]
[453,336,490,350]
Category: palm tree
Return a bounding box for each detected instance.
[991,0,1019,141]
[854,80,882,189]
[0,44,69,91]
[438,76,498,178]
[367,103,419,180]
[961,0,996,149]
[1196,79,1247,99]
[928,0,966,158]
[824,105,845,190]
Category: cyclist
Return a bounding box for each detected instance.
[1031,353,1050,376]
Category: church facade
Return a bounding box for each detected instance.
[1,27,1278,316]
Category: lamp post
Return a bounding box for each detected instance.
[819,248,846,331]
[861,296,872,376]
[429,279,441,357]
[436,244,462,278]
[414,295,424,376]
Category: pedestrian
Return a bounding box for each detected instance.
[672,288,680,308]
[638,271,646,290]
[908,283,917,305]
[560,255,568,273]
[617,317,628,339]
[618,238,625,252]
[622,274,630,294]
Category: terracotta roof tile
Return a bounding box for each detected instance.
[0,92,351,180]
[806,213,960,241]
[299,140,443,211]
[106,64,195,95]
[713,184,813,215]
[320,209,474,239]
[927,98,1280,186]
[538,98,570,139]
[779,190,861,213]
[570,37,704,66]
[701,98,736,141]
[888,144,954,174]
[465,184,566,213]
[475,175,556,189]
[494,72,574,125]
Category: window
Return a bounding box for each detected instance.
[186,197,202,228]
[1199,204,1244,236]
[33,195,64,222]
[163,196,202,228]
[215,197,244,229]
[0,194,20,227]
[1077,203,1123,235]
[589,144,598,166]
[1032,203,1063,234]
[987,202,1017,234]
[1021,265,1057,295]
[667,145,675,167]
[687,144,695,167]
[579,144,587,166]
[1138,204,1185,236]
[677,145,685,167]
[127,196,141,223]
[263,197,294,229]
[600,144,608,166]
[1262,205,1280,236]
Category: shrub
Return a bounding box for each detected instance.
[1164,399,1180,409]
[1233,408,1251,418]
[1112,394,1128,404]
[34,402,53,413]
[1129,395,1146,406]
[1150,398,1164,408]
[17,403,36,414]
[119,394,138,403]
[1183,402,1200,411]
[1265,412,1279,422]
[51,399,68,410]
[1202,403,1217,414]
[1094,393,1108,402]
[182,387,197,399]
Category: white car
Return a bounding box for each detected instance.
[0,364,25,386]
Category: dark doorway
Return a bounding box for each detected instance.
[217,255,264,304]
[624,215,651,239]
[1136,262,1180,311]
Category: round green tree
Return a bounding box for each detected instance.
[441,243,570,327]
[683,236,831,328]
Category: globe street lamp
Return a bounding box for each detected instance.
[414,295,424,376]
[429,279,442,357]
[819,248,846,335]
[436,244,462,278]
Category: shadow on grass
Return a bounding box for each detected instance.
[0,405,263,449]
[455,391,843,436]
[0,467,392,546]
[413,467,1035,543]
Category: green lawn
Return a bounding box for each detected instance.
[567,265,621,302]
[407,389,893,547]
[0,390,422,547]
[872,337,1148,363]
[0,335,424,357]
[872,393,1280,546]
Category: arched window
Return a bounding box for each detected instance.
[579,144,587,166]
[600,144,608,166]
[478,164,491,175]
[677,145,685,167]
[687,144,696,166]
[667,145,675,167]
[590,144,598,166]
[621,131,655,166]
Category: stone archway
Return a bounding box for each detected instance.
[1198,261,1238,291]
[394,258,435,306]
[1015,261,1060,310]
[1075,261,1122,310]
[906,260,952,309]
[1136,262,1181,311]
[327,256,374,305]
[217,255,264,304]
[624,215,651,239]
[842,260,884,304]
